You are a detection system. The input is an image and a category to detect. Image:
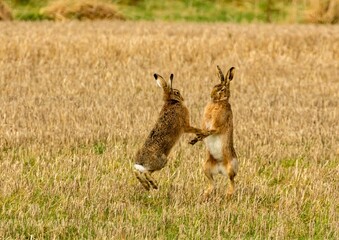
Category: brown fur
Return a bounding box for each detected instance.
[134,73,206,191]
[190,66,238,198]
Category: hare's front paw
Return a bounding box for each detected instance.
[196,132,206,138]
[188,138,199,145]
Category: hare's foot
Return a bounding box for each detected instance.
[202,176,215,200]
[134,170,151,191]
[145,172,158,190]
[226,185,234,197]
[202,187,214,200]
[226,176,235,197]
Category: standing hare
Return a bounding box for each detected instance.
[134,73,206,191]
[189,66,238,198]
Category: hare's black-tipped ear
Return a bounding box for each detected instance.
[217,65,225,83]
[154,73,168,90]
[169,74,174,90]
[226,67,235,81]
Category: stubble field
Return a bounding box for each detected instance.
[0,21,338,239]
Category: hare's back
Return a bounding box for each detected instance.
[144,109,184,151]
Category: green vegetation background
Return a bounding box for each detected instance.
[6,0,309,23]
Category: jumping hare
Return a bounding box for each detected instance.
[189,66,238,198]
[134,73,206,191]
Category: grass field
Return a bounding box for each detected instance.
[0,21,338,239]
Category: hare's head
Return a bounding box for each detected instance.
[153,73,184,102]
[210,66,235,102]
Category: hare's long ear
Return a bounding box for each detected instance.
[154,73,170,93]
[217,65,225,84]
[225,67,235,82]
[169,73,174,92]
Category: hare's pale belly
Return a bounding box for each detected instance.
[204,121,223,161]
[204,134,223,161]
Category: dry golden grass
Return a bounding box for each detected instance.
[0,21,338,238]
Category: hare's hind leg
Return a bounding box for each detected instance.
[134,170,151,191]
[225,158,238,196]
[203,154,217,199]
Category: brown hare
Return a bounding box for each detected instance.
[134,73,206,191]
[189,66,238,198]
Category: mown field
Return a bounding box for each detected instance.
[0,21,338,239]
